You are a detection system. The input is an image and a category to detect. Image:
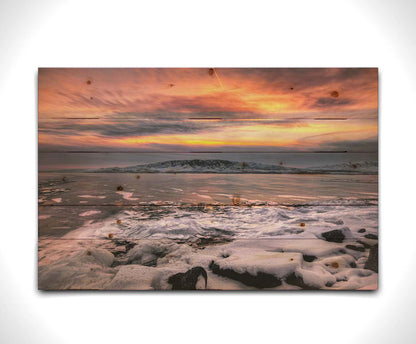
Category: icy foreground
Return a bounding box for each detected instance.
[90,159,378,174]
[38,204,378,290]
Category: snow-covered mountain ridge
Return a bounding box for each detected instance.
[90,159,378,174]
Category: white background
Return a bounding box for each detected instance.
[1,0,415,343]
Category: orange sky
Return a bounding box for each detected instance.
[38,68,378,152]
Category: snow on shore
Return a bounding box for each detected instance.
[38,203,378,290]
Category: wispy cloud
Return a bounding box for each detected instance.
[38,68,378,151]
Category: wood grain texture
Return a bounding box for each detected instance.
[38,68,378,290]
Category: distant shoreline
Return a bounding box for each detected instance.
[40,170,378,175]
[42,159,378,175]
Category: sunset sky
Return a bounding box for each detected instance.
[38,68,378,152]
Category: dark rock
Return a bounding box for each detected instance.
[346,244,365,252]
[364,233,378,240]
[285,272,317,289]
[321,229,345,243]
[111,258,128,267]
[357,240,371,249]
[285,272,333,290]
[168,266,208,290]
[141,249,169,267]
[358,228,366,233]
[125,242,137,252]
[303,254,317,262]
[114,240,136,253]
[209,261,281,288]
[364,244,378,273]
[142,258,158,267]
[350,262,357,268]
[110,241,138,267]
[112,248,126,257]
[116,185,124,191]
[189,236,233,248]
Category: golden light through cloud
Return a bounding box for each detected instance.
[38,68,378,151]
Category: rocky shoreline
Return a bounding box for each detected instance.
[38,232,378,290]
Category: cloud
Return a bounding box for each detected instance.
[38,68,378,152]
[39,68,378,118]
[319,138,378,152]
[38,113,317,141]
[313,97,354,108]
[38,118,211,137]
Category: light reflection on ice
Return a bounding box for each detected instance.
[116,191,139,201]
[78,195,106,199]
[79,210,102,217]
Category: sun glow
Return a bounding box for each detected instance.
[38,68,378,151]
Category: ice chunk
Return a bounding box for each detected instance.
[290,265,337,289]
[79,210,102,217]
[116,191,138,201]
[319,254,356,273]
[127,240,192,267]
[105,265,159,290]
[87,248,114,267]
[333,269,377,290]
[38,248,115,290]
[78,195,106,199]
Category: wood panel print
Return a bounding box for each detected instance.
[38,68,378,290]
